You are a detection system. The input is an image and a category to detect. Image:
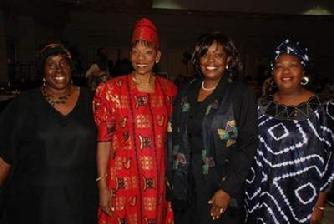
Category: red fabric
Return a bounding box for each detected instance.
[94,75,176,224]
[132,18,160,48]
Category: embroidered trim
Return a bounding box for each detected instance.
[259,95,330,121]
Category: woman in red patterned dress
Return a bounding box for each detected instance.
[94,18,176,224]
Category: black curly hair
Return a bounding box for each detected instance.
[191,32,242,78]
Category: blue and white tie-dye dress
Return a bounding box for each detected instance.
[245,95,334,224]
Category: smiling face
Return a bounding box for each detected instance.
[44,54,71,91]
[200,41,229,81]
[130,41,161,76]
[273,53,304,93]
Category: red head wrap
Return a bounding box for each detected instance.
[131,18,160,49]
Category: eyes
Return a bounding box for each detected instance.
[202,51,226,61]
[131,49,155,57]
[46,58,70,71]
[274,61,301,71]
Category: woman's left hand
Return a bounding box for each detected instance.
[208,189,231,220]
[310,192,327,224]
[310,207,324,224]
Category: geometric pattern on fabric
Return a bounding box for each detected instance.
[245,96,334,224]
[94,75,176,224]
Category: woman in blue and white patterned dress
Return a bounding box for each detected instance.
[245,39,334,224]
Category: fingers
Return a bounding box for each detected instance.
[210,205,225,220]
[100,205,113,216]
[99,190,114,216]
[100,199,115,216]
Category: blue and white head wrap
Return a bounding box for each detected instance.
[271,39,309,70]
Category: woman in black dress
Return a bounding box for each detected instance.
[168,32,257,224]
[0,43,97,224]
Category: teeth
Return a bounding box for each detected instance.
[137,64,147,67]
[55,77,65,81]
[206,66,217,70]
[282,77,292,81]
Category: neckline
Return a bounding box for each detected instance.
[259,94,324,121]
[128,74,157,94]
[40,86,81,117]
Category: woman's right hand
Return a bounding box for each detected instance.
[99,186,113,216]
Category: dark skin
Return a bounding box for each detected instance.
[273,54,326,224]
[130,41,161,93]
[97,40,161,216]
[197,41,232,220]
[43,54,79,116]
[0,53,79,188]
[0,157,10,186]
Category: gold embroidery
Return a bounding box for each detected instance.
[116,80,122,87]
[143,197,156,211]
[156,115,165,127]
[138,135,153,149]
[120,96,128,108]
[129,196,137,206]
[151,96,163,107]
[135,96,148,107]
[128,214,138,224]
[131,176,138,189]
[156,135,163,148]
[116,177,127,190]
[139,156,154,170]
[143,177,156,191]
[136,115,151,128]
[120,117,128,128]
[116,196,126,211]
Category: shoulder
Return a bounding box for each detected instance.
[95,75,129,94]
[10,88,40,105]
[156,76,177,96]
[178,78,200,95]
[78,86,93,100]
[229,79,256,100]
[0,88,40,118]
[231,79,252,92]
[318,94,334,114]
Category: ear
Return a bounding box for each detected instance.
[155,50,162,63]
[226,56,232,65]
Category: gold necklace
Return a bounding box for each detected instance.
[41,86,72,107]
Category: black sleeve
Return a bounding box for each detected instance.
[0,96,23,165]
[220,83,258,199]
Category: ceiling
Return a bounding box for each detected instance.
[2,0,334,15]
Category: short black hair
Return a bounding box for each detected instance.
[36,42,71,78]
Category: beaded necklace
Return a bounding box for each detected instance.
[41,85,72,107]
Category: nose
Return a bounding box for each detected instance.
[206,53,214,62]
[137,52,144,60]
[282,65,290,73]
[55,64,62,71]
